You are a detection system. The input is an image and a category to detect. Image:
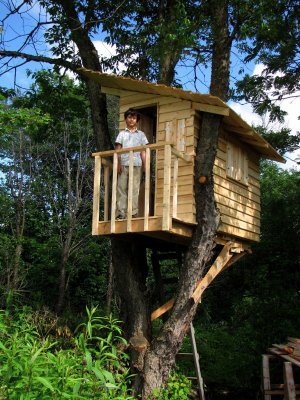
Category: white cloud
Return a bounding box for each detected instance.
[94,41,128,73]
[94,41,117,59]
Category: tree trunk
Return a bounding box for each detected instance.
[209,0,231,101]
[157,0,182,85]
[56,222,74,314]
[111,236,151,394]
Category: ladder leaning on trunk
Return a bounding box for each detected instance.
[177,322,205,400]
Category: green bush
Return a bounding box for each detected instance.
[0,306,134,399]
[150,371,192,400]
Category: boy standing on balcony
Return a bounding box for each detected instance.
[115,108,148,219]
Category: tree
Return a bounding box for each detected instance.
[0,95,49,298]
[0,0,297,397]
[0,73,108,313]
[18,71,97,313]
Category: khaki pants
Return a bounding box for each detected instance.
[116,166,142,218]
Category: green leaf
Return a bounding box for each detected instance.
[105,382,118,389]
[101,369,115,384]
[35,376,55,391]
[92,366,105,383]
[85,350,93,370]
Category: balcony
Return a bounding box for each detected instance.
[92,142,196,244]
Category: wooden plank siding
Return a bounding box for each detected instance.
[214,133,261,241]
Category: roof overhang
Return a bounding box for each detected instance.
[77,68,285,163]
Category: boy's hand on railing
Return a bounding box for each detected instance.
[117,153,123,174]
[117,163,123,174]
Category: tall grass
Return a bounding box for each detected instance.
[0,306,134,399]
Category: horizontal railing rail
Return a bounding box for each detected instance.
[92,142,193,235]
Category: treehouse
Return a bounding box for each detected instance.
[79,69,284,248]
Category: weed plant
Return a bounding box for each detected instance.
[0,306,134,399]
[150,371,192,400]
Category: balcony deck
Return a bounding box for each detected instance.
[92,216,196,246]
[92,142,196,245]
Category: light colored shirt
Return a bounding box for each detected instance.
[115,128,148,166]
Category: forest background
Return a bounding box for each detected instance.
[0,0,299,398]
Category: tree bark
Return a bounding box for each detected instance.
[111,236,151,394]
[157,0,182,85]
[56,223,74,314]
[209,0,232,101]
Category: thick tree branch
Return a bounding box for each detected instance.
[0,50,80,74]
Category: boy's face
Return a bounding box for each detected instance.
[125,113,138,130]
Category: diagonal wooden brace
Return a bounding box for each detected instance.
[191,241,235,304]
[151,241,250,321]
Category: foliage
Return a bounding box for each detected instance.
[0,94,50,140]
[0,306,134,399]
[255,125,300,155]
[0,71,111,313]
[150,371,192,400]
[234,0,299,120]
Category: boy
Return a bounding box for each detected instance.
[115,108,148,219]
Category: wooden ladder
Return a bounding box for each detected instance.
[177,323,205,400]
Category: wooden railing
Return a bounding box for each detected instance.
[92,142,192,235]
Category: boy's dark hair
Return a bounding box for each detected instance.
[124,108,140,121]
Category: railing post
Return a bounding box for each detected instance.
[127,151,134,232]
[104,166,110,221]
[111,153,118,233]
[144,147,151,231]
[92,156,101,235]
[172,157,178,218]
[162,144,172,231]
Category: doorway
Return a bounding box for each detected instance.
[137,105,157,217]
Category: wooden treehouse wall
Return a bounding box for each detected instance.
[116,90,261,242]
[214,132,261,242]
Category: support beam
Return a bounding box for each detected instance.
[151,298,175,321]
[192,241,234,304]
[151,241,249,320]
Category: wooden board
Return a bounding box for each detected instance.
[217,223,260,242]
